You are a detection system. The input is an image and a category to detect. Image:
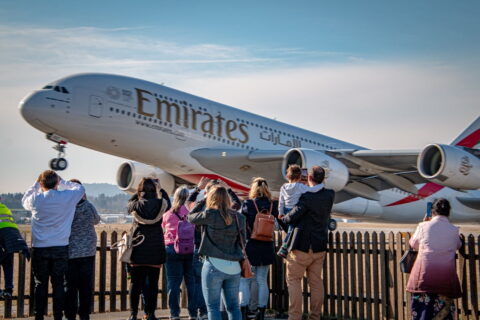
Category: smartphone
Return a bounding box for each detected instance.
[301,168,308,177]
[426,202,433,218]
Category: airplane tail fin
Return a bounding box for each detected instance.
[451,116,480,149]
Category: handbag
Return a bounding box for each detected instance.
[234,214,254,278]
[399,249,418,273]
[250,201,275,242]
[111,229,145,263]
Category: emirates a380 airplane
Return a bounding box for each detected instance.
[19,73,480,223]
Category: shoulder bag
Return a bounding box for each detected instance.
[399,249,417,273]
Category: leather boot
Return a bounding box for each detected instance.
[255,307,266,320]
[241,306,248,320]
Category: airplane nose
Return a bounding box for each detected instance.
[19,91,41,123]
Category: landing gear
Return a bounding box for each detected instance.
[47,133,69,171]
[328,218,337,231]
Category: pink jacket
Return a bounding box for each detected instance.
[162,205,190,246]
[406,215,462,298]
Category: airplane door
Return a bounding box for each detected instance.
[89,95,103,118]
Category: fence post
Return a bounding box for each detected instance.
[17,251,26,318]
[404,233,412,320]
[467,235,478,319]
[395,232,405,320]
[372,232,380,320]
[99,231,107,313]
[335,232,343,318]
[121,262,128,311]
[349,231,357,319]
[110,231,118,312]
[387,232,396,320]
[357,231,365,320]
[29,255,35,316]
[328,232,335,317]
[364,232,372,320]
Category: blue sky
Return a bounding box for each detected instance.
[1,1,479,192]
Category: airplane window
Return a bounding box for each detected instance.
[143,117,147,120]
[42,85,53,89]
[138,115,141,119]
[116,109,119,113]
[127,112,130,116]
[159,121,163,125]
[54,86,61,92]
[121,110,125,114]
[148,118,152,122]
[61,87,69,94]
[110,107,113,111]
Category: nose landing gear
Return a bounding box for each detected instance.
[46,133,69,171]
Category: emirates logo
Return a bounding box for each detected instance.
[459,156,472,176]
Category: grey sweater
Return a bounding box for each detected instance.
[68,199,101,259]
[188,207,246,261]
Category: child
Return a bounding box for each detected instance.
[277,165,323,258]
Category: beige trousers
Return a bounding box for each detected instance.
[286,249,326,320]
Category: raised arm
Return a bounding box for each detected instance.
[409,224,423,250]
[58,180,85,205]
[228,189,241,211]
[159,189,171,211]
[22,182,41,211]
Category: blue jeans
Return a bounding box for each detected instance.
[193,249,207,317]
[165,245,195,318]
[239,265,269,307]
[202,259,241,320]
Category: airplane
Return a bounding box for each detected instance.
[19,73,480,223]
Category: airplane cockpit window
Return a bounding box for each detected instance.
[54,86,61,92]
[42,85,53,90]
[61,87,69,94]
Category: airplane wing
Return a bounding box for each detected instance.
[190,148,425,202]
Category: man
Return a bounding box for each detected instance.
[0,196,28,299]
[282,166,334,320]
[22,170,85,320]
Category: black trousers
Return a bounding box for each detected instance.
[0,252,14,289]
[31,246,69,320]
[130,266,160,314]
[65,256,95,320]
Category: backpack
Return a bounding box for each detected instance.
[250,200,275,242]
[173,212,195,255]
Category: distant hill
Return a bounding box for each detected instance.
[83,183,124,197]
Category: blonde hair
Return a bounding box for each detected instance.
[248,177,272,200]
[206,186,232,225]
[172,186,189,213]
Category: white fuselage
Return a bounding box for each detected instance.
[19,73,480,223]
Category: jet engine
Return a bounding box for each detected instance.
[116,161,176,194]
[282,148,349,191]
[417,144,480,189]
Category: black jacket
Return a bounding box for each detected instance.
[283,188,334,253]
[241,197,285,266]
[127,190,171,265]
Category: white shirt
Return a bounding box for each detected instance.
[22,180,85,248]
[278,182,324,216]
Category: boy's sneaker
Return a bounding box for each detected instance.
[277,246,288,259]
[1,289,12,299]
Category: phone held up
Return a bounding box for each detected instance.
[426,201,433,218]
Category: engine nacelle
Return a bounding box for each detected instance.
[116,161,175,194]
[417,144,480,189]
[282,148,349,191]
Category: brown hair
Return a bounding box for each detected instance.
[137,178,157,197]
[248,177,272,200]
[432,198,451,217]
[310,166,326,184]
[206,186,232,225]
[286,164,302,181]
[38,170,59,190]
[69,179,82,185]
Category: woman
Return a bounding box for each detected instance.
[162,186,196,320]
[406,198,462,320]
[65,179,101,320]
[127,178,171,320]
[188,186,246,320]
[186,178,242,320]
[239,178,284,320]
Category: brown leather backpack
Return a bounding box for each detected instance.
[250,200,275,242]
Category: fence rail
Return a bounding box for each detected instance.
[2,230,479,319]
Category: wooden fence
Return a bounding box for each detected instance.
[2,231,479,319]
